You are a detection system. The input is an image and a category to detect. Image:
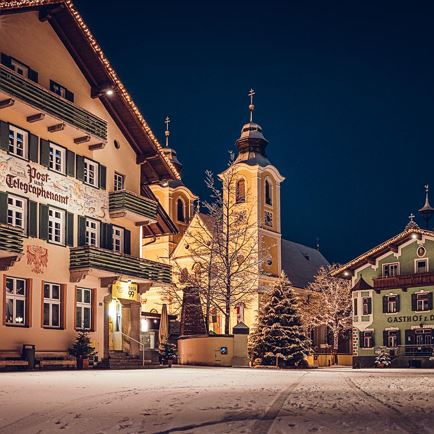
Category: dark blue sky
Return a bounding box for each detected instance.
[75,0,434,264]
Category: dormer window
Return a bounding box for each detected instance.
[236,179,246,203]
[415,258,428,274]
[265,179,272,206]
[177,198,186,223]
[50,80,74,103]
[1,54,38,82]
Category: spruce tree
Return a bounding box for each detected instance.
[249,273,311,367]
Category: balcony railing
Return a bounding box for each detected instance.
[70,246,171,284]
[397,345,434,358]
[373,272,434,289]
[109,190,158,223]
[0,64,107,141]
[0,223,23,255]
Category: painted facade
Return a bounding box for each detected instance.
[0,1,178,366]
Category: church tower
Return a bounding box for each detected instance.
[144,117,198,261]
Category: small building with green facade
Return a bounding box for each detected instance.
[335,218,434,368]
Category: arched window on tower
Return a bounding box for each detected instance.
[177,198,186,222]
[236,179,246,203]
[265,179,272,206]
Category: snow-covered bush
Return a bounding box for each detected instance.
[374,348,391,368]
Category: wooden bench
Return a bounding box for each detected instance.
[39,359,76,368]
[0,360,29,368]
[36,351,77,369]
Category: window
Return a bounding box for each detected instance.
[10,58,29,78]
[48,207,65,245]
[8,125,28,159]
[49,143,66,174]
[7,194,26,232]
[177,198,186,223]
[416,293,430,312]
[353,298,358,316]
[76,287,92,330]
[236,179,246,203]
[85,218,99,247]
[50,80,74,102]
[362,297,372,315]
[382,263,399,277]
[265,179,272,206]
[386,330,399,348]
[43,283,61,328]
[5,277,26,326]
[265,211,273,227]
[415,259,428,274]
[386,295,398,313]
[361,331,374,348]
[114,172,125,191]
[112,226,124,253]
[84,158,99,187]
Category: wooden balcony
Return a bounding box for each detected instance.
[109,190,158,224]
[0,223,23,270]
[0,64,107,142]
[69,246,171,284]
[373,272,434,290]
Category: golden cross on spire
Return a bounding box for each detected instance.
[248,88,255,122]
[165,116,171,147]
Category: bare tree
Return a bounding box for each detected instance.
[301,265,352,354]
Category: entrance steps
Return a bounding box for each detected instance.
[108,351,159,369]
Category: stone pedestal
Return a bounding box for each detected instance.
[232,322,250,367]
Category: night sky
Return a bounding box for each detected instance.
[75,0,434,264]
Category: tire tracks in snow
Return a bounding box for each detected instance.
[343,375,430,434]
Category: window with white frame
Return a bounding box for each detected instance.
[10,58,29,78]
[112,226,124,253]
[387,295,398,313]
[8,125,28,159]
[382,263,399,278]
[43,283,61,328]
[7,195,26,232]
[84,158,99,187]
[76,287,92,330]
[362,297,372,315]
[5,277,26,326]
[85,218,99,247]
[387,330,399,348]
[49,143,66,174]
[114,172,125,191]
[48,208,65,245]
[415,258,428,274]
[362,331,374,348]
[416,293,430,311]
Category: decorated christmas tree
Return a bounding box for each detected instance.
[249,273,311,367]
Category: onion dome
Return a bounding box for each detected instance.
[162,116,183,175]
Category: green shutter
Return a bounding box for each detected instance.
[28,200,37,237]
[78,216,86,246]
[0,191,8,224]
[411,294,417,311]
[28,68,38,83]
[124,229,131,255]
[359,332,364,348]
[382,296,387,313]
[66,212,74,247]
[1,53,12,68]
[28,134,38,163]
[76,155,85,181]
[428,292,433,310]
[39,204,49,240]
[396,295,400,312]
[66,150,75,177]
[99,165,107,190]
[383,330,388,347]
[0,121,9,152]
[396,330,401,346]
[65,89,74,103]
[105,224,113,250]
[40,139,50,167]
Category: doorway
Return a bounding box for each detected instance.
[110,299,123,351]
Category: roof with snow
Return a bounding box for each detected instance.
[281,239,330,289]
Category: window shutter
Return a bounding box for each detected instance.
[0,191,8,224]
[396,330,401,346]
[359,332,364,348]
[38,204,49,240]
[78,216,86,246]
[99,165,107,190]
[405,329,413,345]
[382,296,387,313]
[40,139,50,167]
[124,229,131,255]
[1,53,12,68]
[396,295,401,312]
[66,212,74,247]
[428,292,433,310]
[0,121,9,152]
[367,297,372,314]
[28,134,38,163]
[76,155,85,181]
[28,200,37,237]
[411,294,417,311]
[66,150,75,177]
[105,224,113,250]
[28,68,38,83]
[371,332,375,347]
[65,89,74,103]
[383,330,388,347]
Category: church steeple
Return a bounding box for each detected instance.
[161,116,183,175]
[235,89,270,165]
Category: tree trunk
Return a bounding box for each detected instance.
[224,295,231,334]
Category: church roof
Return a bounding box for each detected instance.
[0,0,180,182]
[281,239,330,289]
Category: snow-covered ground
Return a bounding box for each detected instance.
[0,367,433,434]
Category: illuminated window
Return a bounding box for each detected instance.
[114,172,125,191]
[5,277,26,326]
[76,287,92,330]
[362,297,372,315]
[43,283,61,328]
[84,158,99,187]
[112,226,124,253]
[49,143,66,174]
[7,194,26,232]
[85,218,99,247]
[48,207,65,245]
[8,125,28,159]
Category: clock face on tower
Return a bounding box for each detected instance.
[265,211,273,227]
